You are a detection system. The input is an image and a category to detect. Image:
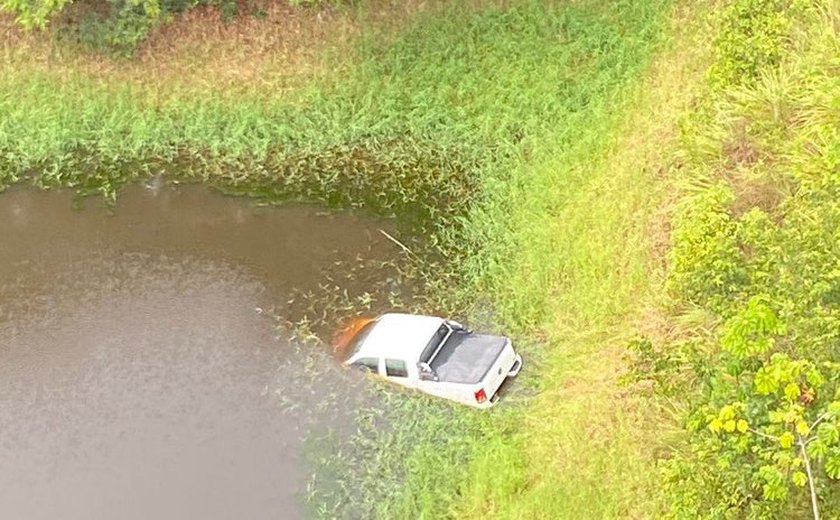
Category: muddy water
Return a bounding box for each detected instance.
[0,184,398,519]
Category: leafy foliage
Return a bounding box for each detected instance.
[707,0,806,89]
[627,1,840,517]
[1,0,238,53]
[667,185,747,313]
[0,0,70,27]
[719,296,786,358]
[68,0,164,54]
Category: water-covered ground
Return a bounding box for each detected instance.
[0,183,399,519]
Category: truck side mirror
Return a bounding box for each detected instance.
[446,320,472,333]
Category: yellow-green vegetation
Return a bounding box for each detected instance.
[629,1,840,518]
[451,5,714,516]
[2,0,838,518]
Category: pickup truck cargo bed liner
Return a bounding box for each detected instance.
[429,332,507,384]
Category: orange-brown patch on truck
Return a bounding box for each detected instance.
[331,316,375,361]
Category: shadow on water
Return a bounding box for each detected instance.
[0,182,403,519]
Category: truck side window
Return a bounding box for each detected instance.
[385,359,408,378]
[353,358,380,373]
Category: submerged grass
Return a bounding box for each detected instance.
[2,0,717,517]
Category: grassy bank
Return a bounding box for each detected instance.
[450,4,713,516]
[2,0,724,517]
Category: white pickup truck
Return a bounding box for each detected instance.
[342,313,522,408]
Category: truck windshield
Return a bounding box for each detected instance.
[343,320,377,362]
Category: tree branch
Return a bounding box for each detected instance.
[747,428,779,442]
[798,433,821,520]
[807,412,833,435]
[378,229,413,256]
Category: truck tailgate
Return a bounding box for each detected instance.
[480,341,517,402]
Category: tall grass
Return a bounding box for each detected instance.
[448,4,714,516]
[0,1,670,218]
[1,0,708,517]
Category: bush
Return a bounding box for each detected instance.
[2,0,239,54]
[667,184,748,313]
[67,0,163,54]
[707,0,805,89]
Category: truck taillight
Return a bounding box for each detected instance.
[474,388,486,403]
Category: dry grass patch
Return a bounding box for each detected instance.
[0,0,462,91]
[2,4,348,90]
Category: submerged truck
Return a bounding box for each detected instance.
[342,313,522,408]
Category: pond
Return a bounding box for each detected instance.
[0,182,401,519]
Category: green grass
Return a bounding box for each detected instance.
[448,4,714,516]
[0,1,670,219]
[0,0,720,518]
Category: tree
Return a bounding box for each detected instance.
[708,323,840,520]
[1,0,74,28]
[640,299,840,519]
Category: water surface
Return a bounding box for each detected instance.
[0,183,397,519]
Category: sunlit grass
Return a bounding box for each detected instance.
[448,5,712,517]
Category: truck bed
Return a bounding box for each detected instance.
[429,332,508,384]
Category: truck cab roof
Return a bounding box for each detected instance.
[347,313,444,362]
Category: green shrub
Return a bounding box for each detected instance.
[2,0,239,54]
[667,184,748,313]
[67,0,163,54]
[0,0,72,28]
[707,0,805,89]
